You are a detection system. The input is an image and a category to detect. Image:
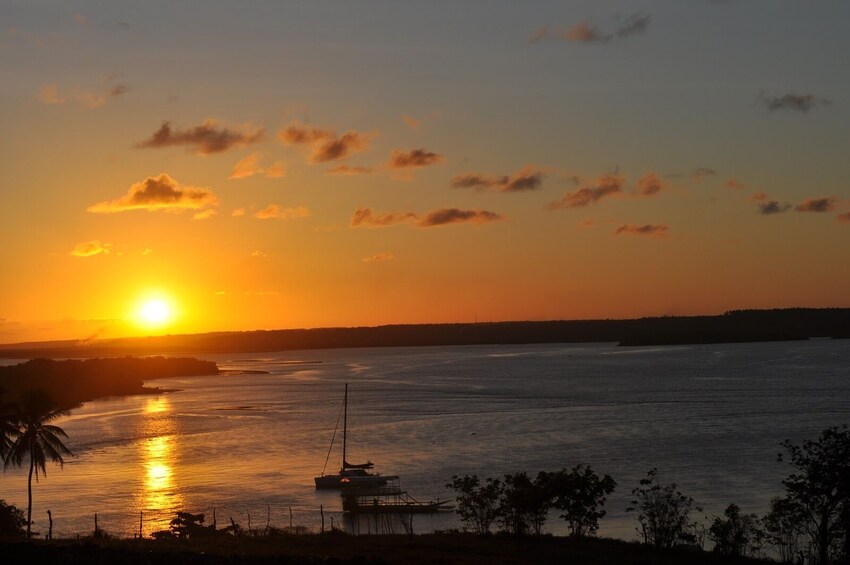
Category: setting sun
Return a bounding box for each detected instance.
[135,296,175,329]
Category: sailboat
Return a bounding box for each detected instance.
[314,383,395,489]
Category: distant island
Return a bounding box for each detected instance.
[0,356,219,408]
[0,308,847,359]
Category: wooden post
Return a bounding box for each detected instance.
[289,506,293,529]
[213,507,217,530]
[247,511,251,535]
[47,510,53,540]
[320,505,324,533]
[266,506,271,535]
[94,513,99,536]
[139,511,143,539]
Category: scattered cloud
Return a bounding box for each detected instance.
[87,173,218,214]
[614,224,669,238]
[254,204,310,220]
[362,252,395,263]
[837,212,850,224]
[350,207,503,228]
[232,208,246,217]
[537,12,650,44]
[403,115,421,130]
[451,165,544,193]
[136,120,265,155]
[39,84,64,105]
[73,14,88,28]
[141,248,153,256]
[228,153,285,179]
[636,172,666,197]
[796,197,838,213]
[70,240,110,257]
[387,148,444,169]
[759,92,831,113]
[38,81,128,109]
[758,201,792,215]
[546,174,623,210]
[251,250,267,258]
[351,208,418,228]
[326,165,374,175]
[417,208,504,227]
[530,26,551,44]
[277,122,372,163]
[692,167,717,182]
[725,179,746,190]
[751,192,769,202]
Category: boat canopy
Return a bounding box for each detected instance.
[344,460,374,469]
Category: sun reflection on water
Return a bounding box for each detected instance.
[136,396,183,535]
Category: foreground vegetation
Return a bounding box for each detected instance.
[3,377,850,563]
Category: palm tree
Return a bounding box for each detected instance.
[3,390,73,539]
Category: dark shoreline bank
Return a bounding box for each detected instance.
[0,308,847,360]
[0,532,770,564]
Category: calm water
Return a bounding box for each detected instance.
[2,340,849,539]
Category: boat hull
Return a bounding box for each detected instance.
[314,473,390,489]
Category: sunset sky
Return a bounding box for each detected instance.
[1,1,849,343]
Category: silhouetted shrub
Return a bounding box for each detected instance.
[627,468,700,549]
[548,465,616,538]
[708,504,763,557]
[446,474,502,534]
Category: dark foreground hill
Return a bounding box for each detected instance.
[0,533,771,565]
[0,308,847,359]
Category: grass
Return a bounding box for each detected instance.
[0,531,773,564]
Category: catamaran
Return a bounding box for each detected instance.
[314,383,395,489]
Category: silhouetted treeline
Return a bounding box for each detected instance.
[0,357,218,407]
[0,308,847,358]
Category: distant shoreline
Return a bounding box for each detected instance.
[0,307,847,360]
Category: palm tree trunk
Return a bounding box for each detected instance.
[27,455,34,539]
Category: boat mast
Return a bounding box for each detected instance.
[342,382,348,468]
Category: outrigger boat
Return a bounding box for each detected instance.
[314,383,395,489]
[341,477,454,514]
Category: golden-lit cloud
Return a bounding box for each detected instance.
[362,252,395,263]
[614,224,669,238]
[141,248,153,256]
[417,208,504,227]
[758,201,792,215]
[193,209,217,220]
[795,197,838,213]
[326,165,374,175]
[229,154,261,179]
[87,173,218,214]
[232,208,246,217]
[136,120,265,155]
[254,204,310,220]
[277,122,372,163]
[751,192,769,202]
[387,148,444,169]
[725,179,746,190]
[759,92,830,113]
[546,174,623,209]
[636,172,666,197]
[351,208,418,227]
[451,165,544,193]
[837,212,850,224]
[403,115,421,130]
[228,154,286,179]
[70,240,110,257]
